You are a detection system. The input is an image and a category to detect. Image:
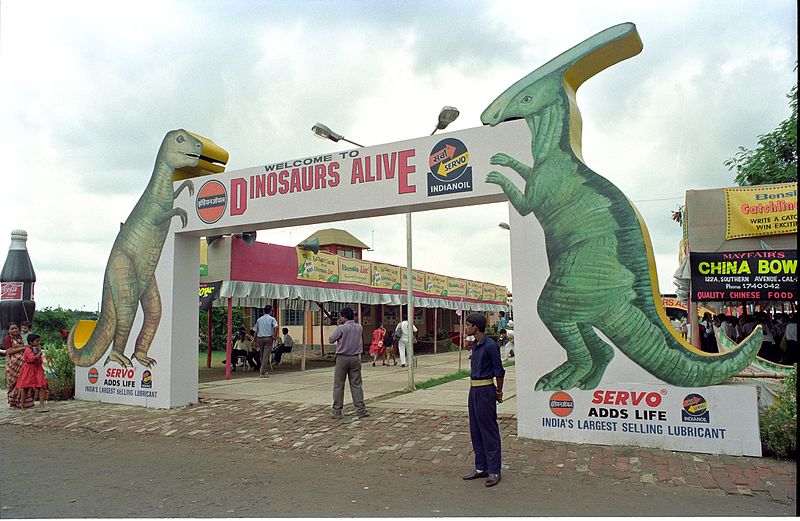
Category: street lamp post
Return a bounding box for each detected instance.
[498,222,512,319]
[312,107,460,391]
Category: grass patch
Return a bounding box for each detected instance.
[415,369,471,390]
[413,359,515,390]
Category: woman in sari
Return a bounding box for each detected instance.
[369,323,387,366]
[2,323,34,409]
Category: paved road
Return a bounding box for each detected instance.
[0,352,795,517]
[0,397,795,517]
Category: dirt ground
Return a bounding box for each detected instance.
[0,424,794,518]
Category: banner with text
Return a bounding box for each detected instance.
[400,269,425,292]
[370,262,401,289]
[723,183,797,240]
[425,272,448,296]
[339,258,371,287]
[296,248,340,283]
[690,250,797,301]
[447,278,467,298]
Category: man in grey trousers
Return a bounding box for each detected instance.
[328,307,369,420]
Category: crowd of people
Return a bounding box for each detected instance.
[696,311,798,364]
[226,305,296,375]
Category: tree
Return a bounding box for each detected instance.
[725,82,797,186]
[198,306,245,351]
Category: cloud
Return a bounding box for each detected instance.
[0,0,796,310]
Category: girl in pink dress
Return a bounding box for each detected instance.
[16,334,48,412]
[369,324,387,366]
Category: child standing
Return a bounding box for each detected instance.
[16,334,49,412]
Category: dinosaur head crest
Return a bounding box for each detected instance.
[160,129,202,170]
[481,74,564,125]
[481,23,642,127]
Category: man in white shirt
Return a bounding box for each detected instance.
[394,317,418,368]
[255,305,278,378]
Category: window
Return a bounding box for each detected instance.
[282,309,304,326]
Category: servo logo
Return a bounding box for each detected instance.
[88,367,99,384]
[427,138,473,197]
[549,391,574,417]
[681,393,709,423]
[141,370,153,389]
[196,180,228,224]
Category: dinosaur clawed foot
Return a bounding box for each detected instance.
[535,361,592,391]
[575,368,604,390]
[486,171,508,186]
[133,353,158,368]
[104,352,133,368]
[490,152,515,167]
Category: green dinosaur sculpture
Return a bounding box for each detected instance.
[481,23,762,390]
[67,129,200,368]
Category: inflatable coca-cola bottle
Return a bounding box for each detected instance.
[0,230,36,339]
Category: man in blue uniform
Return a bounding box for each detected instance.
[462,312,505,487]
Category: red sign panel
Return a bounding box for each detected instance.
[1,282,23,301]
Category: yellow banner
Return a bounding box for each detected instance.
[400,269,425,292]
[370,262,401,289]
[447,278,466,298]
[296,248,339,283]
[724,183,797,240]
[481,283,495,301]
[425,272,448,296]
[466,280,482,300]
[339,258,371,286]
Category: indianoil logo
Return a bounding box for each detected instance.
[88,367,99,384]
[427,138,473,197]
[196,180,227,224]
[549,391,574,417]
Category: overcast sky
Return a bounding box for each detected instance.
[1,0,796,311]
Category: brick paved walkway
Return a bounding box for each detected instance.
[1,397,795,505]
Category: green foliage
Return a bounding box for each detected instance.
[759,367,797,459]
[725,82,797,186]
[43,341,76,401]
[33,306,98,345]
[198,307,245,352]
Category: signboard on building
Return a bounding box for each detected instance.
[723,183,797,240]
[690,250,797,301]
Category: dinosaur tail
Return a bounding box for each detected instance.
[602,304,762,387]
[67,281,116,367]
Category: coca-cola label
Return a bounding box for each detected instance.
[1,282,23,300]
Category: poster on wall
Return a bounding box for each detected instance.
[400,269,425,292]
[690,250,797,301]
[466,280,482,300]
[447,278,466,298]
[723,183,797,240]
[425,272,448,296]
[296,248,339,283]
[370,262,401,289]
[339,258,371,286]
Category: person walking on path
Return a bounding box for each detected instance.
[497,311,508,332]
[384,326,398,366]
[255,306,278,378]
[369,323,387,366]
[15,334,48,412]
[328,307,369,420]
[394,316,417,368]
[461,312,505,488]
